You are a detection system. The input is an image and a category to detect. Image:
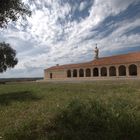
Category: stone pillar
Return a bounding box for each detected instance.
[83,69,86,77]
[126,66,129,77]
[91,68,93,77]
[116,66,119,77]
[98,67,101,77]
[107,67,110,77]
[77,69,80,77]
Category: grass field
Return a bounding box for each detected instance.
[0,80,140,140]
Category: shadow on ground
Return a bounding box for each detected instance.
[46,100,140,140]
[0,91,41,106]
[3,99,140,140]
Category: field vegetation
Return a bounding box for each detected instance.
[0,80,140,140]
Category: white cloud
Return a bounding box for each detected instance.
[79,1,88,11]
[0,0,140,78]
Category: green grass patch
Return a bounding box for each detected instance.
[0,80,140,140]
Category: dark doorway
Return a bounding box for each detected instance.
[67,70,71,78]
[50,73,53,79]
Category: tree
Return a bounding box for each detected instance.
[0,0,31,28]
[0,42,18,73]
[0,0,31,73]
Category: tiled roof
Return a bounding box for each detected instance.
[46,51,140,70]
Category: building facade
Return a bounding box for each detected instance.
[44,50,140,80]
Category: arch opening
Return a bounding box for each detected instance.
[79,69,84,77]
[93,68,99,77]
[101,67,107,76]
[119,65,126,76]
[86,68,91,77]
[109,66,116,76]
[129,64,137,76]
[67,70,71,78]
[73,69,77,77]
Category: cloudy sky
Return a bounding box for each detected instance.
[0,0,140,78]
